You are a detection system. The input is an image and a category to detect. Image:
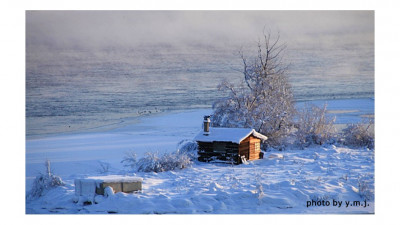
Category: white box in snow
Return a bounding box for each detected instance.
[75,176,143,196]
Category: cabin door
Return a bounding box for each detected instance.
[239,149,249,160]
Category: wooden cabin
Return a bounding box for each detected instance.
[194,116,268,164]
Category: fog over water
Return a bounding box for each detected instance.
[26,11,374,136]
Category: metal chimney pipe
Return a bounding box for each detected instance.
[203,115,210,135]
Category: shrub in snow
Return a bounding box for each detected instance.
[136,151,192,173]
[176,139,198,160]
[121,151,137,170]
[294,103,336,148]
[27,160,64,200]
[341,118,374,149]
[254,173,265,201]
[357,174,374,201]
[212,32,295,149]
[97,161,111,174]
[122,149,193,173]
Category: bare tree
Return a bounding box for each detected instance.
[212,32,295,148]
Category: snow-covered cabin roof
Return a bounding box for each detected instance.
[194,127,268,144]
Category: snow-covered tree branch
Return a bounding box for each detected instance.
[212,32,295,148]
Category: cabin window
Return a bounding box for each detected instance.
[255,142,260,151]
[213,142,226,153]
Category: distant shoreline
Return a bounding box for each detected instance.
[26,97,374,140]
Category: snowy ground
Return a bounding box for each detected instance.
[26,99,374,214]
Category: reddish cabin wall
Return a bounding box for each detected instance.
[239,135,261,161]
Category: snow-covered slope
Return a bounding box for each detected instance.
[26,145,374,214]
[26,106,374,214]
[26,109,211,190]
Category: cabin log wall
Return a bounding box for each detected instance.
[197,135,262,164]
[197,141,240,164]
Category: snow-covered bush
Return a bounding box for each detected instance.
[27,160,64,200]
[122,150,193,173]
[136,151,192,173]
[212,32,295,149]
[121,151,137,170]
[341,118,374,149]
[97,161,110,174]
[294,103,336,148]
[357,174,374,201]
[176,139,198,160]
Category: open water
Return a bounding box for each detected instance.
[26,44,374,137]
